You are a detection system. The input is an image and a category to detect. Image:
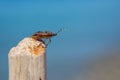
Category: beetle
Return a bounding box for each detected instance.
[31,29,63,47]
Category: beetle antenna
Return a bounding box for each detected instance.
[56,28,64,34]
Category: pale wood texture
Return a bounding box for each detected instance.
[8,38,46,80]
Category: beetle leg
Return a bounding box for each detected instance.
[46,38,51,47]
[37,39,46,48]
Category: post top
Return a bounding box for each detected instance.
[9,37,46,56]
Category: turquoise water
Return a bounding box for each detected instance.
[0,1,120,80]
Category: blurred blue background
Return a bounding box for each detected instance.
[0,0,120,80]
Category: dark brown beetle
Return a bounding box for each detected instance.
[31,29,63,47]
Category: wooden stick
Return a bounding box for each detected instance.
[8,38,46,80]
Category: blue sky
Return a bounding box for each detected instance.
[0,0,120,80]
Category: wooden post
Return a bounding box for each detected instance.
[8,38,46,80]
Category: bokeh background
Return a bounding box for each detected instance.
[0,0,120,80]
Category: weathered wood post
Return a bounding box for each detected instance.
[8,38,46,80]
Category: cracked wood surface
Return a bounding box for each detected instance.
[8,38,46,80]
